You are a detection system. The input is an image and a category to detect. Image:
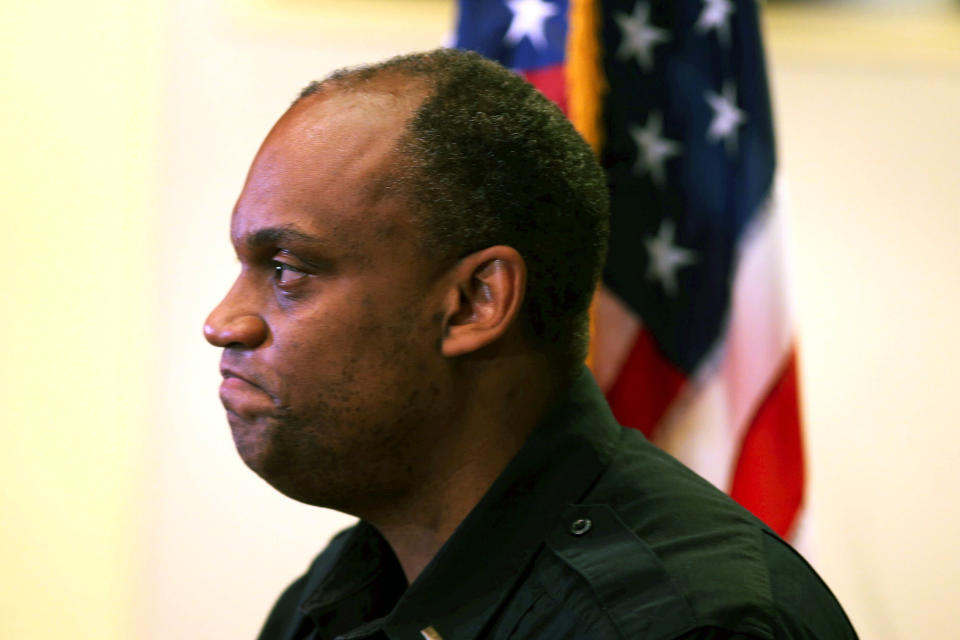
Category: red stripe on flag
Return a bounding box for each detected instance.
[605,329,686,439]
[729,349,805,537]
[521,64,567,114]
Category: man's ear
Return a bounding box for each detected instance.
[440,245,526,358]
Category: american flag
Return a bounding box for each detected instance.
[453,0,806,541]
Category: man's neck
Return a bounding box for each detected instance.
[366,355,559,584]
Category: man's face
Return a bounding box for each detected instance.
[204,86,455,511]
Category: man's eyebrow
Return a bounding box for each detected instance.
[239,226,327,250]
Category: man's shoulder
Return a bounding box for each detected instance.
[257,526,361,639]
[511,427,857,640]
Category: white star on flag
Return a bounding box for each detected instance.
[705,82,747,154]
[614,2,670,71]
[645,219,698,297]
[629,111,682,187]
[696,0,735,46]
[504,0,559,50]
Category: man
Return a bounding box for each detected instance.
[204,49,857,640]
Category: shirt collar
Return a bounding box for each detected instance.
[300,368,622,640]
[385,368,621,640]
[297,521,406,638]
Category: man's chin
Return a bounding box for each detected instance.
[228,431,360,511]
[228,415,282,474]
[226,419,317,503]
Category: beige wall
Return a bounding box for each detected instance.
[767,7,960,637]
[0,1,162,638]
[1,1,957,639]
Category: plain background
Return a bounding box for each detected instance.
[1,0,957,638]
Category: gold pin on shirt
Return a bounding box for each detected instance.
[420,626,443,640]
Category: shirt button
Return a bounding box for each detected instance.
[569,517,592,536]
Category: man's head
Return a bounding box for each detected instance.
[204,49,608,512]
[302,49,609,372]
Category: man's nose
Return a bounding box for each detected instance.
[203,288,268,348]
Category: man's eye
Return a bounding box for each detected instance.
[272,262,307,285]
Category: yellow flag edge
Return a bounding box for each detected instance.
[566,0,607,371]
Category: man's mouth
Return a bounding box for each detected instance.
[219,373,277,419]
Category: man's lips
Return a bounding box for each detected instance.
[220,375,264,393]
[218,368,277,418]
[219,367,266,392]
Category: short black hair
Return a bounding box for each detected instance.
[299,49,609,375]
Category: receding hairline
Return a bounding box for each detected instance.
[272,72,435,218]
[294,66,433,114]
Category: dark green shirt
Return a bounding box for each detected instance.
[258,371,857,640]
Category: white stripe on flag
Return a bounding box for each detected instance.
[653,196,795,492]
